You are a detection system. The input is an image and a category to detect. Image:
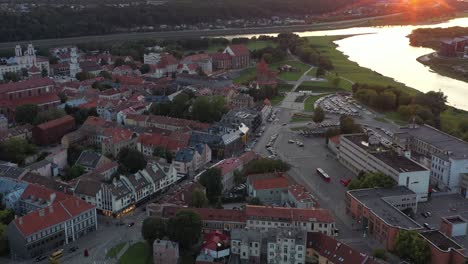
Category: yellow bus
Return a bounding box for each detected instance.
[49,249,63,261]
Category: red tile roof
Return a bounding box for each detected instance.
[227,44,250,56]
[163,206,246,223]
[138,133,189,152]
[251,176,289,190]
[288,184,318,205]
[113,75,144,85]
[83,116,110,128]
[159,54,178,67]
[245,205,334,223]
[307,233,377,264]
[239,151,259,165]
[20,183,68,203]
[126,114,148,123]
[14,195,94,237]
[183,53,211,62]
[103,128,135,144]
[11,93,60,107]
[210,52,231,60]
[0,78,54,94]
[36,115,75,130]
[215,158,242,175]
[147,115,210,131]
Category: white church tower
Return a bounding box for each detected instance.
[69,47,81,78]
[26,44,36,66]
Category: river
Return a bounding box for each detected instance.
[233,17,468,110]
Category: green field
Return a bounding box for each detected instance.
[270,95,285,106]
[107,242,126,259]
[306,36,418,95]
[119,242,152,264]
[234,67,256,84]
[304,94,330,112]
[269,60,311,81]
[205,40,276,53]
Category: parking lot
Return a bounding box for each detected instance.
[316,94,364,116]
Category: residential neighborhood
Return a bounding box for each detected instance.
[0,31,468,264]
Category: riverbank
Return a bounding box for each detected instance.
[416,52,468,83]
[308,35,468,139]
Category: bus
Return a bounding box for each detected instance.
[316,168,331,182]
[49,249,63,262]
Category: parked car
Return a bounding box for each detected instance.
[340,179,352,187]
[421,212,428,218]
[288,139,295,144]
[423,223,432,229]
[35,255,47,262]
[127,222,135,227]
[69,246,79,253]
[426,212,432,217]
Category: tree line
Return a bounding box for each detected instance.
[408,26,468,49]
[352,83,447,128]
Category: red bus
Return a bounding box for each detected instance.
[316,168,331,182]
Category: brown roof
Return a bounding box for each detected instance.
[227,44,250,56]
[36,115,75,130]
[162,206,246,223]
[251,176,289,190]
[307,232,378,264]
[246,205,334,223]
[0,78,54,94]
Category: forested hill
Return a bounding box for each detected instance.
[0,0,355,42]
[409,27,468,49]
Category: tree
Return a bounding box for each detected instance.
[0,209,14,225]
[372,248,388,261]
[313,106,325,123]
[140,64,150,74]
[58,92,68,103]
[199,168,223,204]
[3,72,20,82]
[41,67,48,77]
[15,104,38,124]
[332,77,341,88]
[99,71,113,79]
[196,66,206,76]
[315,67,326,78]
[190,189,208,208]
[233,170,245,186]
[117,148,147,174]
[245,159,290,174]
[414,91,447,116]
[114,58,125,67]
[0,138,37,165]
[62,165,85,181]
[153,147,173,163]
[249,197,263,205]
[167,210,202,249]
[141,217,166,246]
[395,230,431,264]
[347,172,396,190]
[33,108,66,125]
[339,115,362,134]
[191,96,228,123]
[0,224,8,256]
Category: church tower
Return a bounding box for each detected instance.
[15,45,22,57]
[69,47,81,78]
[26,44,36,66]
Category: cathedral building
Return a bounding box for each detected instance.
[0,44,50,80]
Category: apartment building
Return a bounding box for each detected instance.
[339,133,430,201]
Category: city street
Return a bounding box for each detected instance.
[254,104,387,254]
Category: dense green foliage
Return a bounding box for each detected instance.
[0,0,354,42]
[15,104,39,124]
[152,147,173,163]
[372,248,388,261]
[352,83,447,127]
[409,26,468,49]
[190,189,209,208]
[0,138,37,165]
[199,168,223,204]
[395,230,431,264]
[141,217,167,246]
[64,105,98,125]
[167,210,202,249]
[245,158,290,174]
[347,171,396,190]
[62,164,85,181]
[117,148,147,174]
[313,106,325,123]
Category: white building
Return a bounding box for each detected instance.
[69,47,81,78]
[395,124,468,197]
[230,229,262,263]
[267,229,307,264]
[173,143,212,176]
[338,134,430,202]
[143,52,162,65]
[0,44,49,80]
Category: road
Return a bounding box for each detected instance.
[253,105,394,255]
[0,13,404,51]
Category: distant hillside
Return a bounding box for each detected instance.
[0,0,356,42]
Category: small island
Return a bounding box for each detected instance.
[409,26,468,82]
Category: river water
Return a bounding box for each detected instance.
[234,17,468,110]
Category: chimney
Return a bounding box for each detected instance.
[39,209,45,217]
[50,193,56,203]
[49,206,54,214]
[19,217,23,225]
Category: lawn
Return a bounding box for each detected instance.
[290,113,313,122]
[306,36,418,95]
[246,40,276,50]
[384,112,408,126]
[119,242,152,264]
[270,95,285,106]
[269,60,311,81]
[304,94,330,112]
[107,242,126,258]
[234,67,256,84]
[277,83,293,93]
[440,107,468,137]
